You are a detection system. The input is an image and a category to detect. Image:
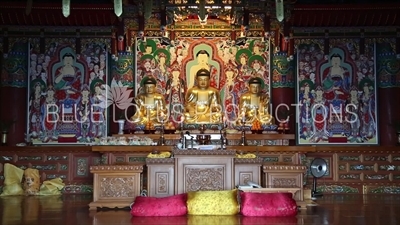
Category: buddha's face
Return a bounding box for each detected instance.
[316,90,323,100]
[63,56,73,67]
[249,83,260,94]
[145,84,156,94]
[240,56,246,65]
[35,85,41,94]
[159,57,165,65]
[304,86,309,94]
[197,53,208,65]
[95,86,102,95]
[253,61,261,71]
[231,47,238,55]
[197,76,210,89]
[331,56,341,67]
[145,46,152,54]
[350,90,358,99]
[82,90,89,101]
[47,90,55,100]
[363,85,369,93]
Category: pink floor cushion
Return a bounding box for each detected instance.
[130,194,188,216]
[240,192,298,217]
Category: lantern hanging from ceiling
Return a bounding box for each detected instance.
[114,0,123,17]
[62,0,70,18]
[275,0,284,22]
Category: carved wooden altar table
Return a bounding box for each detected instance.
[146,150,264,197]
[262,164,307,201]
[174,150,236,194]
[89,164,144,210]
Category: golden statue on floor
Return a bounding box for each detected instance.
[238,77,275,126]
[130,77,167,126]
[184,69,222,124]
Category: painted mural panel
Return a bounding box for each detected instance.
[27,38,109,144]
[376,38,400,88]
[271,53,295,88]
[133,37,271,128]
[296,38,378,145]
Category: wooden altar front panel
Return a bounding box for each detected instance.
[146,158,175,197]
[89,164,143,210]
[262,165,307,201]
[174,150,235,194]
[234,158,263,186]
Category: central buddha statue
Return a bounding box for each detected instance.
[184,69,222,124]
[238,77,275,126]
[130,77,167,126]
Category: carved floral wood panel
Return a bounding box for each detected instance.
[185,167,224,191]
[99,177,136,198]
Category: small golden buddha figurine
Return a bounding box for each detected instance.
[184,69,222,124]
[238,77,275,126]
[130,77,167,126]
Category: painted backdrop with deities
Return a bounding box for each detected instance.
[27,38,110,144]
[134,37,271,126]
[296,38,378,145]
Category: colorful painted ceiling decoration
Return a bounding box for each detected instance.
[376,38,400,88]
[1,39,29,88]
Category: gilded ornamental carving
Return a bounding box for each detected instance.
[157,173,168,194]
[185,167,224,191]
[146,158,175,164]
[99,177,137,198]
[90,165,143,172]
[234,157,264,164]
[272,178,297,187]
[263,165,307,171]
[173,149,235,156]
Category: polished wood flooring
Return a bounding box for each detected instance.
[0,194,399,225]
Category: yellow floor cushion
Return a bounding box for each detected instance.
[187,189,239,215]
[0,163,24,196]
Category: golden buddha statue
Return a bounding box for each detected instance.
[130,77,167,126]
[184,69,222,124]
[238,77,275,126]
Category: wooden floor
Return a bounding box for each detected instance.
[0,194,399,225]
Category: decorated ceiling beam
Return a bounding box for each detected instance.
[1,1,399,29]
[0,2,117,27]
[292,3,400,27]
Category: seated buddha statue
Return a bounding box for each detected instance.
[238,77,275,126]
[184,69,222,124]
[130,77,167,126]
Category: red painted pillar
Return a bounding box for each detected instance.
[271,51,296,144]
[0,87,27,146]
[1,40,28,146]
[378,88,400,146]
[376,41,400,146]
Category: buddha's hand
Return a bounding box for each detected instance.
[134,97,142,106]
[188,109,196,117]
[247,111,255,118]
